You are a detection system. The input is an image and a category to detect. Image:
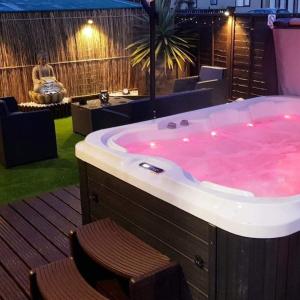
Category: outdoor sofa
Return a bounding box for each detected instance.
[71,88,213,135]
[173,65,228,105]
[0,97,57,168]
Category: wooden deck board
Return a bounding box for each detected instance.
[0,237,30,297]
[24,196,77,234]
[63,185,81,200]
[0,216,47,268]
[51,188,81,213]
[11,201,70,255]
[0,205,65,262]
[39,192,81,226]
[0,185,81,300]
[0,264,28,300]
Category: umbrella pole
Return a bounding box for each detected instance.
[141,0,156,119]
[149,0,156,119]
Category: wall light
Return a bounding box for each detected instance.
[83,25,93,38]
[87,19,94,25]
[224,6,235,17]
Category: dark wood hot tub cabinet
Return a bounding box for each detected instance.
[79,160,300,300]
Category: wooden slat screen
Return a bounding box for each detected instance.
[177,13,280,99]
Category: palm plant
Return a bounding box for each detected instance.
[127,0,195,72]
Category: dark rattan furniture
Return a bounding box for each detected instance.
[0,97,57,168]
[71,89,213,135]
[173,66,228,105]
[86,89,213,133]
[70,218,181,300]
[18,101,71,119]
[71,97,135,136]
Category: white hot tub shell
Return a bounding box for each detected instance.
[76,95,300,239]
[76,95,300,300]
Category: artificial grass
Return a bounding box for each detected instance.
[0,117,83,204]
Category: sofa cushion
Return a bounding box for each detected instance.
[0,97,18,113]
[9,112,24,117]
[199,66,226,81]
[172,76,199,93]
[0,101,9,117]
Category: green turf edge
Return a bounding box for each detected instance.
[0,117,83,204]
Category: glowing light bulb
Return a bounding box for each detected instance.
[247,123,254,127]
[284,114,291,119]
[211,131,217,137]
[150,142,156,148]
[83,25,93,38]
[182,137,190,142]
[87,19,94,24]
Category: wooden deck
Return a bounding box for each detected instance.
[0,185,82,300]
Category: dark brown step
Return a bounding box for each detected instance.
[71,218,182,300]
[30,257,108,300]
[74,218,171,279]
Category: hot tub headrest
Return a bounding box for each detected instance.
[273,18,300,28]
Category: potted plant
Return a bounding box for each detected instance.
[127,0,196,94]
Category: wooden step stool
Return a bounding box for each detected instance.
[70,218,181,300]
[30,257,108,300]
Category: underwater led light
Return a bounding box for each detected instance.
[140,162,150,169]
[139,162,164,173]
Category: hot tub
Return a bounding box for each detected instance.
[76,95,300,300]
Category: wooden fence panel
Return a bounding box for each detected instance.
[177,12,279,99]
[232,16,253,99]
[213,17,229,68]
[198,23,213,67]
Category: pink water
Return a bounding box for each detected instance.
[116,115,300,197]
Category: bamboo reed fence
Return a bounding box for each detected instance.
[0,9,146,102]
